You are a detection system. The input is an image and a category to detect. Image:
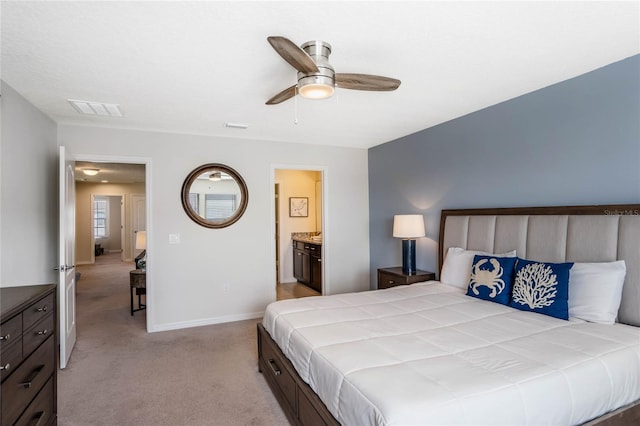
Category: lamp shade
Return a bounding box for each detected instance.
[135,231,147,250]
[393,215,425,239]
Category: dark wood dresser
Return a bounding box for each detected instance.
[1,284,57,426]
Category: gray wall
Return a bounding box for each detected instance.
[368,55,640,287]
[1,81,59,287]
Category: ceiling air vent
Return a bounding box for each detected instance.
[68,99,123,117]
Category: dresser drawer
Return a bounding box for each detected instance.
[260,331,297,414]
[15,376,54,426]
[23,294,54,331]
[0,313,22,351]
[1,334,23,382]
[1,335,55,426]
[23,314,55,357]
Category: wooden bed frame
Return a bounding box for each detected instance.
[258,204,640,425]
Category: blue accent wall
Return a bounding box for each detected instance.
[368,55,640,288]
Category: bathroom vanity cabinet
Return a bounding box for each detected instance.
[293,240,322,292]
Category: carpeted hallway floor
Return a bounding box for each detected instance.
[58,253,289,425]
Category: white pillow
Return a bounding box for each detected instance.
[568,261,626,324]
[440,247,516,289]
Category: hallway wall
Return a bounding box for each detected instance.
[75,182,145,264]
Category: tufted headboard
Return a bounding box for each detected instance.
[439,205,640,327]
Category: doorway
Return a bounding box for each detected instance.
[73,157,150,329]
[75,162,146,266]
[273,168,325,300]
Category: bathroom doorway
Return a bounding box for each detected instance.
[273,168,324,300]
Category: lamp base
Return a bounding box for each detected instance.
[135,250,147,271]
[401,239,417,275]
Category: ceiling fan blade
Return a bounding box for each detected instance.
[266,85,297,105]
[267,36,318,74]
[335,73,401,91]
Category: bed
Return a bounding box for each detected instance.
[258,204,640,425]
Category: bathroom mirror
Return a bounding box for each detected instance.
[181,163,249,229]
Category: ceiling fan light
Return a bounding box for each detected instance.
[298,83,335,99]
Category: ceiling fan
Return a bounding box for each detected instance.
[266,36,401,105]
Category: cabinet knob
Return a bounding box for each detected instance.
[0,333,10,341]
[0,363,9,371]
[388,280,395,285]
[36,329,48,336]
[36,305,48,312]
[297,253,302,256]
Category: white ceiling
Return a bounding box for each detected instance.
[2,1,638,149]
[75,161,145,184]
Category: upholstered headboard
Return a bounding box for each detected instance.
[439,205,640,327]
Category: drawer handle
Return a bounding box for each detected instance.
[0,333,10,341]
[297,253,302,256]
[36,329,49,336]
[36,305,48,312]
[388,280,395,284]
[0,363,10,371]
[268,358,281,376]
[19,365,45,389]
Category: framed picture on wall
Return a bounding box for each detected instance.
[289,197,309,217]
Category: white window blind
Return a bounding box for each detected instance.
[205,194,236,219]
[93,198,108,238]
[189,193,199,212]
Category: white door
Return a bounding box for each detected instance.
[58,146,77,369]
[131,194,146,258]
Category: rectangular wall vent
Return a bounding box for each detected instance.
[68,99,123,117]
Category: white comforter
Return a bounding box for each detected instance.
[263,282,640,425]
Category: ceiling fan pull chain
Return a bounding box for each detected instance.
[294,86,299,125]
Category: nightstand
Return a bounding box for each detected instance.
[377,267,435,289]
[129,269,146,316]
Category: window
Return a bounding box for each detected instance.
[189,193,199,213]
[93,197,108,238]
[205,194,236,220]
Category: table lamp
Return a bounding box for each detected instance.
[135,231,147,270]
[393,215,425,275]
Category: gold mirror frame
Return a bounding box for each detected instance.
[181,163,249,229]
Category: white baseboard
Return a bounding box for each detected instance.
[149,311,264,333]
[107,249,123,253]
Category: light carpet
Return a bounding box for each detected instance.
[59,254,289,425]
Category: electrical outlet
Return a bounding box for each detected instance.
[223,284,230,294]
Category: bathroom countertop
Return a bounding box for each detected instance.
[292,235,322,245]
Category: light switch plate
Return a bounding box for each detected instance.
[169,234,180,244]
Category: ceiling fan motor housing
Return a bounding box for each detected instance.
[298,40,335,90]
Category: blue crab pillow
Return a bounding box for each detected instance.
[466,255,517,305]
[509,258,574,320]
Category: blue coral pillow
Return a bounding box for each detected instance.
[509,258,574,320]
[466,255,517,305]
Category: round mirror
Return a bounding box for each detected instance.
[181,163,249,229]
